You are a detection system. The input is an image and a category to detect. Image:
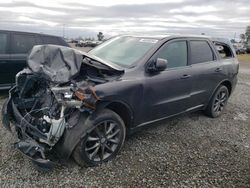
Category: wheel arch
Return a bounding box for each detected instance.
[208,79,232,105]
[220,80,232,96]
[101,100,134,129]
[54,100,133,161]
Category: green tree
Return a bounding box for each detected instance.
[246,26,250,42]
[97,32,104,41]
[230,39,236,43]
[240,33,246,43]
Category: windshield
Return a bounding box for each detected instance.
[89,36,158,68]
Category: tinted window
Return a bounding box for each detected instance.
[0,33,8,54]
[157,41,187,68]
[190,40,214,64]
[41,36,62,45]
[12,34,37,53]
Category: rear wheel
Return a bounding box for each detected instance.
[73,109,126,167]
[205,85,229,118]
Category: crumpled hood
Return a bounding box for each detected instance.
[27,45,124,83]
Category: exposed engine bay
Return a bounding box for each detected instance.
[13,71,99,145]
[2,45,124,170]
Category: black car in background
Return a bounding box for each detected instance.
[233,44,247,54]
[0,30,69,90]
[246,43,250,54]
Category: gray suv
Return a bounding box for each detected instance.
[2,35,238,171]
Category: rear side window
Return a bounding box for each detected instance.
[157,41,188,68]
[12,34,37,54]
[214,42,233,59]
[190,40,214,64]
[0,33,8,54]
[41,36,63,45]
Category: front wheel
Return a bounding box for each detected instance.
[205,85,229,118]
[73,109,126,167]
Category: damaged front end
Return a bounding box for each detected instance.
[2,45,123,170]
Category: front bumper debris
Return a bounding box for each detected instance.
[2,98,12,132]
[14,140,55,171]
[1,84,95,171]
[2,91,56,171]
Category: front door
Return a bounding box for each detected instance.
[142,40,193,123]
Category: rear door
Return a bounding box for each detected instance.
[188,39,223,107]
[9,33,39,84]
[0,31,11,87]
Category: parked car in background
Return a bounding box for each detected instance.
[64,38,73,43]
[75,40,103,47]
[233,43,246,54]
[75,40,85,47]
[0,30,69,90]
[89,40,103,47]
[2,35,238,171]
[246,43,250,54]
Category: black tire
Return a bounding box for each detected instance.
[205,85,229,118]
[73,109,126,167]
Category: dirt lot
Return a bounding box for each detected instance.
[0,57,250,187]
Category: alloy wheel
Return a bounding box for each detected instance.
[84,120,122,162]
[213,90,227,113]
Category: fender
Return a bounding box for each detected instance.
[54,111,92,161]
[97,100,134,128]
[54,100,133,161]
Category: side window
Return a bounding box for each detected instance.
[0,33,8,54]
[190,40,214,64]
[41,36,62,45]
[12,34,37,54]
[214,42,233,59]
[157,41,188,68]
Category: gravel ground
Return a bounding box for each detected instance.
[0,60,250,187]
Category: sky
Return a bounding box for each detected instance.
[0,0,249,39]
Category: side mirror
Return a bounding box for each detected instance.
[147,58,168,73]
[155,58,168,71]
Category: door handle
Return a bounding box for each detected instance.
[215,67,222,72]
[181,74,191,79]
